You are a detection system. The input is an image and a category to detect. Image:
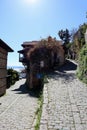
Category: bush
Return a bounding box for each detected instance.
[76,44,87,84]
[7,68,19,87]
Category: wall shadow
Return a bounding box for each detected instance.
[12,83,43,98]
[12,60,77,96]
[55,59,77,73]
[47,59,78,82]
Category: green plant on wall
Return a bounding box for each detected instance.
[76,44,87,84]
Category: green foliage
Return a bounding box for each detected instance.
[7,68,19,87]
[76,44,87,84]
[78,23,87,47]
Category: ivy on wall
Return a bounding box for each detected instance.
[76,44,87,84]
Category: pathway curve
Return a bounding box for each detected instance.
[0,79,38,130]
[40,60,87,130]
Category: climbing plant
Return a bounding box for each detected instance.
[76,44,87,84]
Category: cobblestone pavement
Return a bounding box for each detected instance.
[40,60,87,130]
[0,79,38,130]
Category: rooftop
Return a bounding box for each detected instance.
[0,39,14,52]
[22,41,39,47]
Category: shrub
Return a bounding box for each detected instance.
[7,68,19,87]
[76,44,87,84]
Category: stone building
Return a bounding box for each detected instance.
[18,39,65,89]
[0,39,13,96]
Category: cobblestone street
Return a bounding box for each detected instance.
[0,79,38,130]
[40,60,87,130]
[0,60,87,130]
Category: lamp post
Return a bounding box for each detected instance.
[85,29,87,44]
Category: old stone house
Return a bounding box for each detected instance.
[18,39,65,89]
[0,39,13,96]
[18,40,65,66]
[18,41,39,66]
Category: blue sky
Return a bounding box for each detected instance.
[0,0,87,66]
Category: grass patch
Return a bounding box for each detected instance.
[44,75,49,83]
[35,91,43,130]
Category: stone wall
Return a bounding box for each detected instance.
[0,47,7,96]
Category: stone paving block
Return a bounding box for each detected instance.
[71,104,79,112]
[73,112,81,124]
[75,124,84,130]
[40,124,48,130]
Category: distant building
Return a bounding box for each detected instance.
[0,39,13,96]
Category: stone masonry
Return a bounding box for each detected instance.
[0,39,13,96]
[0,46,7,96]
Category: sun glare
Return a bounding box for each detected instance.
[21,0,40,9]
[24,0,38,4]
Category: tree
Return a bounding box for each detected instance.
[58,29,71,54]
